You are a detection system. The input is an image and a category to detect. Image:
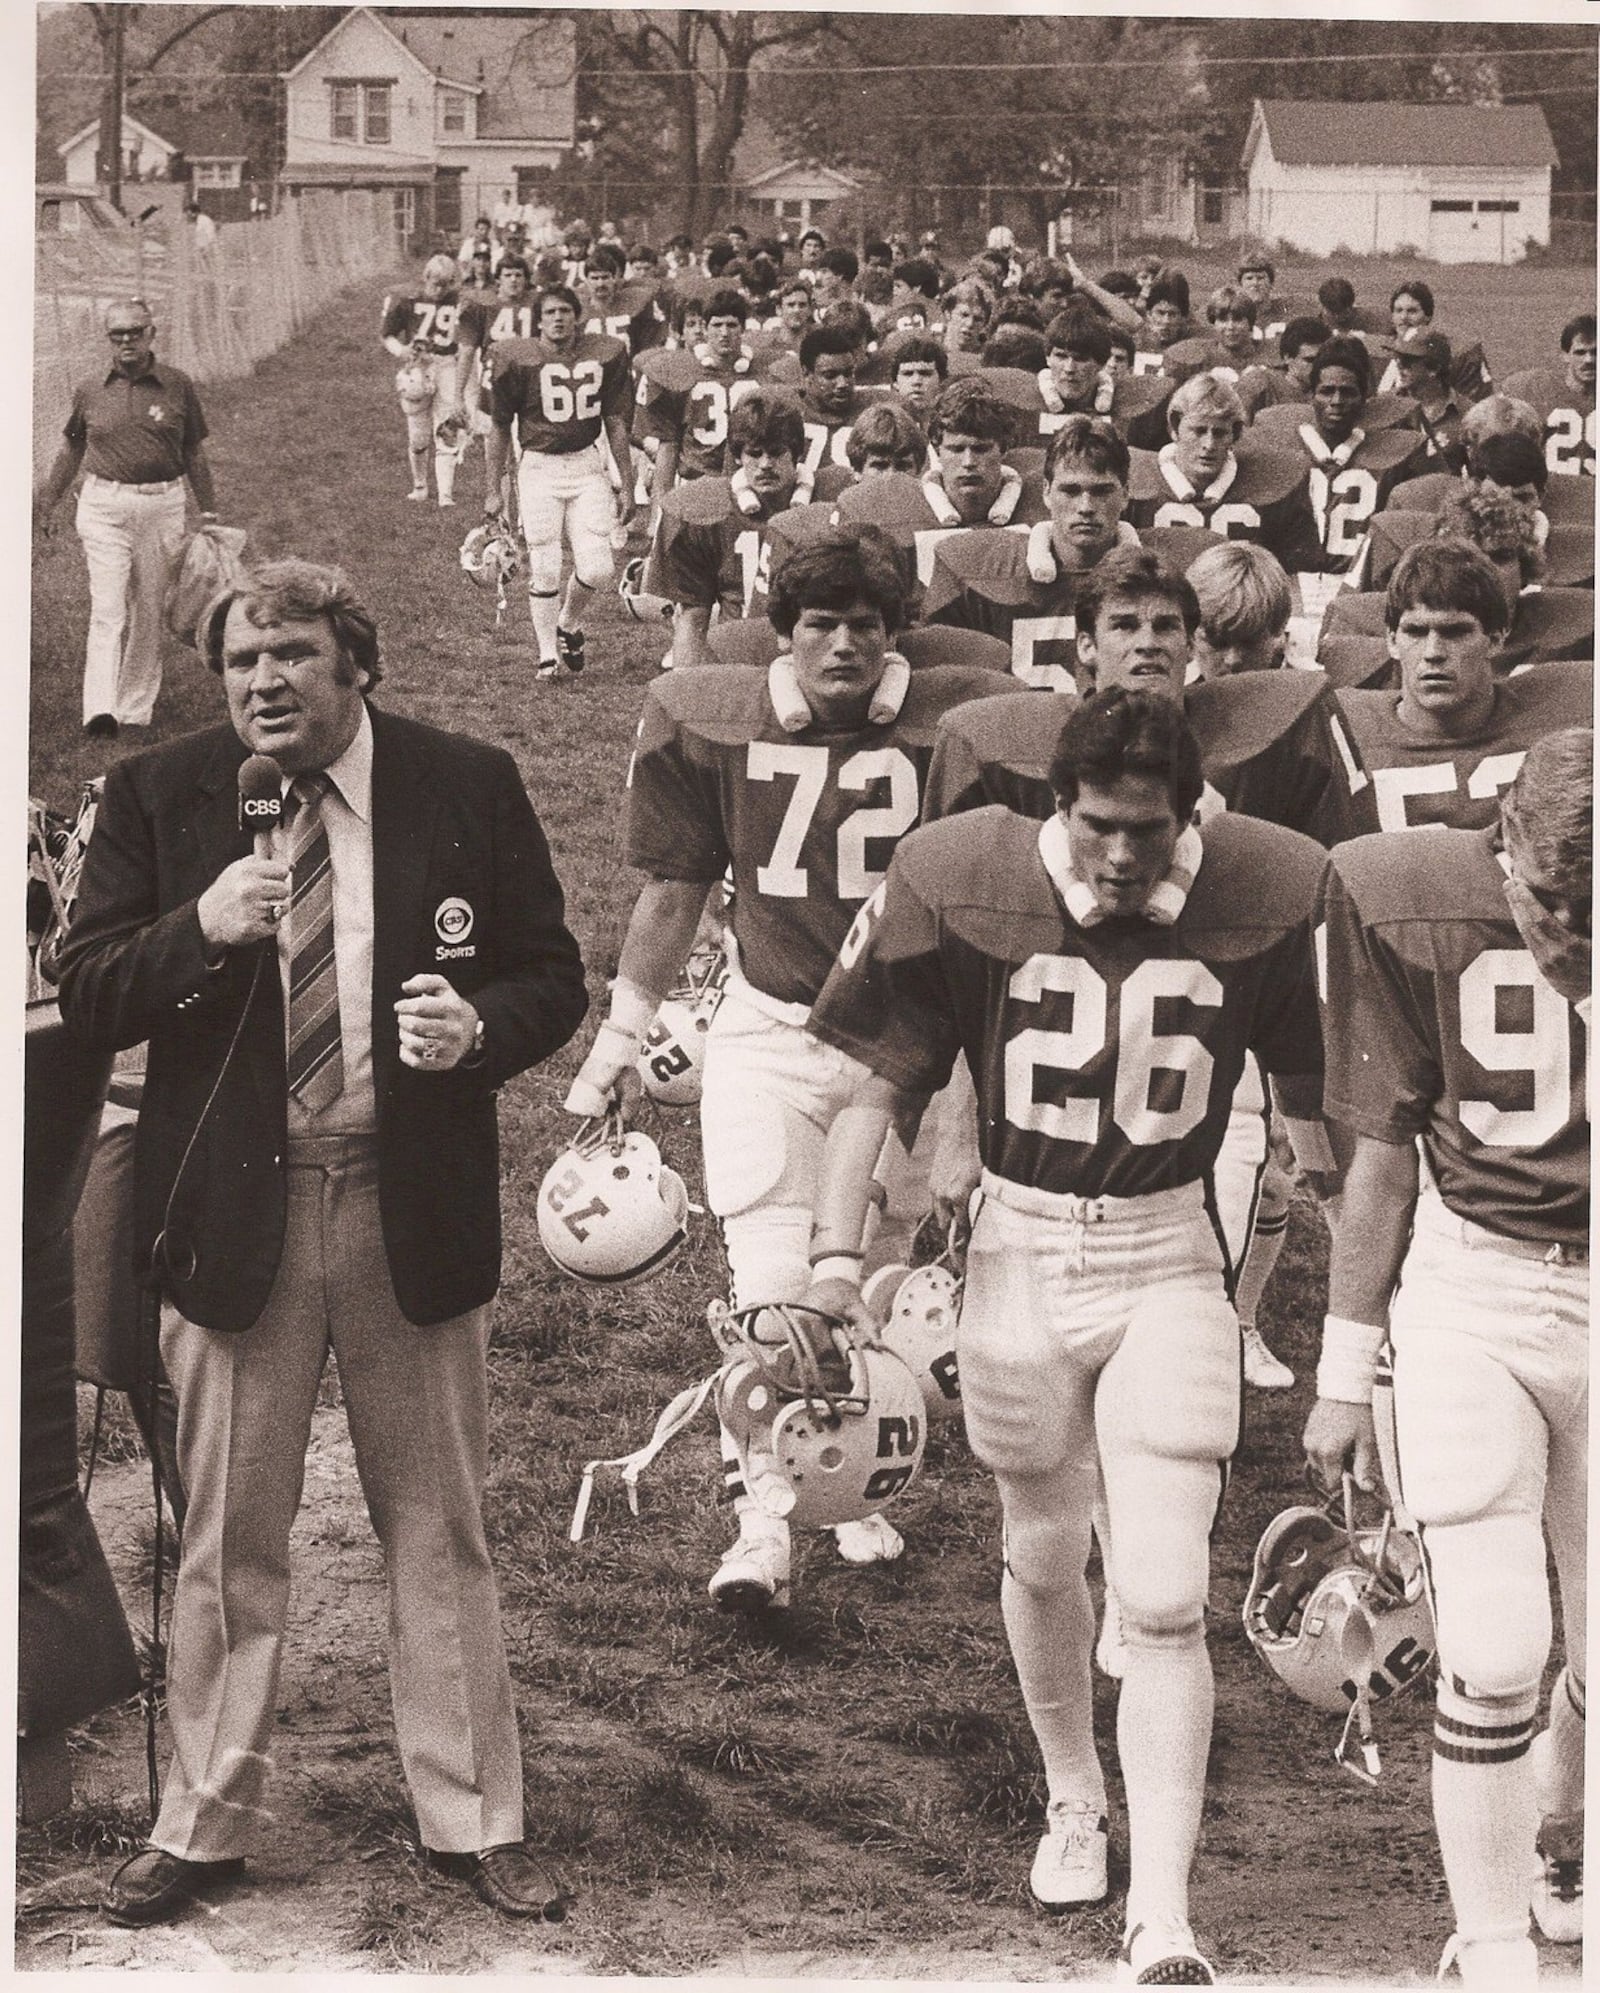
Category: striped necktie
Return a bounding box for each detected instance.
[285,771,343,1114]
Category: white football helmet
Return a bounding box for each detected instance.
[1243,1482,1434,1780]
[537,1114,689,1285]
[636,945,726,1106]
[618,555,674,624]
[877,1260,962,1422]
[395,359,436,412]
[435,409,470,452]
[460,522,523,589]
[710,1302,926,1529]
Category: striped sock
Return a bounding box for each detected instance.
[1432,1680,1540,1949]
[1536,1667,1586,1820]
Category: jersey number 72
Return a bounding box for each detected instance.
[747,742,918,900]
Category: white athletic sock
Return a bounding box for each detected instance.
[1001,1568,1105,1812]
[559,574,595,634]
[1535,1667,1585,1819]
[1432,1680,1541,1948]
[434,445,458,504]
[407,445,429,491]
[529,590,560,663]
[1233,1202,1288,1329]
[1118,1627,1212,1933]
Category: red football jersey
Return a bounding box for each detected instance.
[1159,335,1257,388]
[809,807,1326,1200]
[1323,827,1587,1245]
[647,478,814,618]
[1336,666,1593,834]
[634,348,765,479]
[623,662,1019,1007]
[487,332,631,455]
[1035,370,1172,450]
[1246,409,1426,571]
[833,468,1046,591]
[921,673,1377,848]
[1500,366,1597,481]
[380,290,460,356]
[1126,447,1322,573]
[579,282,664,356]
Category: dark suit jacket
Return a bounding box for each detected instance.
[59,705,588,1333]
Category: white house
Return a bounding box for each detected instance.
[737,160,862,233]
[280,7,575,244]
[58,115,178,188]
[1243,98,1557,265]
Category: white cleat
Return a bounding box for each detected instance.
[832,1514,905,1566]
[1437,1932,1538,1986]
[1118,1917,1215,1985]
[406,486,430,502]
[1241,1324,1295,1390]
[1096,1590,1128,1681]
[1531,1812,1583,1944]
[1029,1798,1108,1912]
[708,1525,791,1614]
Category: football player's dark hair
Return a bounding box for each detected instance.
[1237,252,1275,282]
[1390,279,1434,319]
[629,243,659,265]
[1043,416,1130,486]
[981,326,1049,373]
[1308,337,1373,398]
[1561,312,1597,352]
[1317,276,1357,316]
[1045,310,1113,365]
[1021,257,1072,298]
[537,283,582,321]
[859,266,893,306]
[706,286,749,324]
[889,333,948,379]
[767,526,907,638]
[666,232,694,253]
[942,278,995,319]
[1469,430,1548,493]
[1435,485,1548,586]
[586,243,624,276]
[1502,728,1593,897]
[754,236,784,262]
[820,246,860,283]
[800,323,860,372]
[864,239,893,264]
[778,277,813,305]
[844,399,926,472]
[1106,325,1136,363]
[670,291,708,337]
[200,558,383,690]
[822,298,875,348]
[993,296,1047,333]
[893,258,942,299]
[728,390,807,465]
[497,255,531,280]
[746,253,779,294]
[1049,687,1205,823]
[473,214,492,229]
[1147,271,1190,316]
[1098,269,1138,299]
[706,241,737,277]
[1279,315,1329,362]
[927,376,1013,448]
[1077,545,1202,643]
[1385,538,1510,639]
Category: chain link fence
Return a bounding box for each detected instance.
[34,190,402,475]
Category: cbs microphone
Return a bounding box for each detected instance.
[238,754,284,858]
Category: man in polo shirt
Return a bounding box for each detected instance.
[34,297,218,739]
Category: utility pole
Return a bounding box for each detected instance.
[107,6,126,212]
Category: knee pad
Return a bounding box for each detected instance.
[1001,1503,1091,1593]
[1100,1293,1240,1466]
[404,409,433,450]
[1426,1515,1552,1703]
[721,1206,813,1312]
[572,543,616,591]
[1119,1605,1207,1654]
[525,544,563,593]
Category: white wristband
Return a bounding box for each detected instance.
[1316,1313,1386,1405]
[812,1254,863,1287]
[608,976,662,1041]
[1283,1115,1336,1175]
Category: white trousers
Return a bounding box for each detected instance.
[75,474,187,726]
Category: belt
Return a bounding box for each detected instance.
[85,472,182,495]
[1420,1190,1588,1266]
[979,1170,1205,1224]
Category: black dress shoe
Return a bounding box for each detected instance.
[83,714,120,740]
[103,1848,246,1927]
[424,1843,569,1921]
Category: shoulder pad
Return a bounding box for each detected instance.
[663,477,738,528]
[1333,825,1504,926]
[1186,815,1328,929]
[979,367,1047,412]
[1186,670,1329,762]
[649,665,774,744]
[637,347,700,389]
[1233,451,1311,506]
[938,686,1069,767]
[1127,449,1167,500]
[1503,658,1594,727]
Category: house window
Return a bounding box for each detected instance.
[441,90,466,135]
[364,84,391,145]
[1477,200,1520,214]
[1202,187,1224,226]
[393,187,416,236]
[330,82,358,140]
[1429,199,1473,213]
[193,161,242,189]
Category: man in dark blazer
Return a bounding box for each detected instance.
[59,559,588,1927]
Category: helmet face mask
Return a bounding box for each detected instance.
[537,1116,689,1284]
[460,522,523,589]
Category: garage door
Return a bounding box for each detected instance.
[1428,197,1523,264]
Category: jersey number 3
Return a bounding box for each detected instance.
[1006,955,1223,1146]
[747,742,918,900]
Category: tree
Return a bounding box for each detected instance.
[578,11,832,236]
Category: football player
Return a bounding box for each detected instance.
[459,242,498,312]
[579,242,664,355]
[843,401,930,479]
[561,528,1020,1608]
[1036,313,1171,447]
[752,278,814,360]
[884,334,949,428]
[940,280,994,364]
[1316,274,1389,341]
[834,376,1047,592]
[1235,316,1330,421]
[811,246,860,312]
[1125,374,1322,572]
[1131,276,1193,377]
[648,390,816,669]
[1159,285,1260,387]
[457,257,535,428]
[887,258,943,337]
[803,687,1335,1983]
[381,252,465,506]
[1308,727,1590,1987]
[1386,327,1470,471]
[794,324,884,478]
[1423,486,1593,672]
[1502,312,1597,481]
[637,287,761,502]
[1188,539,1292,677]
[483,284,634,679]
[1249,338,1426,576]
[1335,539,1592,834]
[1382,280,1492,404]
[1235,252,1299,346]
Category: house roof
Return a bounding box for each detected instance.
[740,159,861,196]
[60,106,257,164]
[58,113,175,159]
[1247,98,1558,172]
[386,10,576,143]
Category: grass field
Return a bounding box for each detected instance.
[23,258,1592,1978]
